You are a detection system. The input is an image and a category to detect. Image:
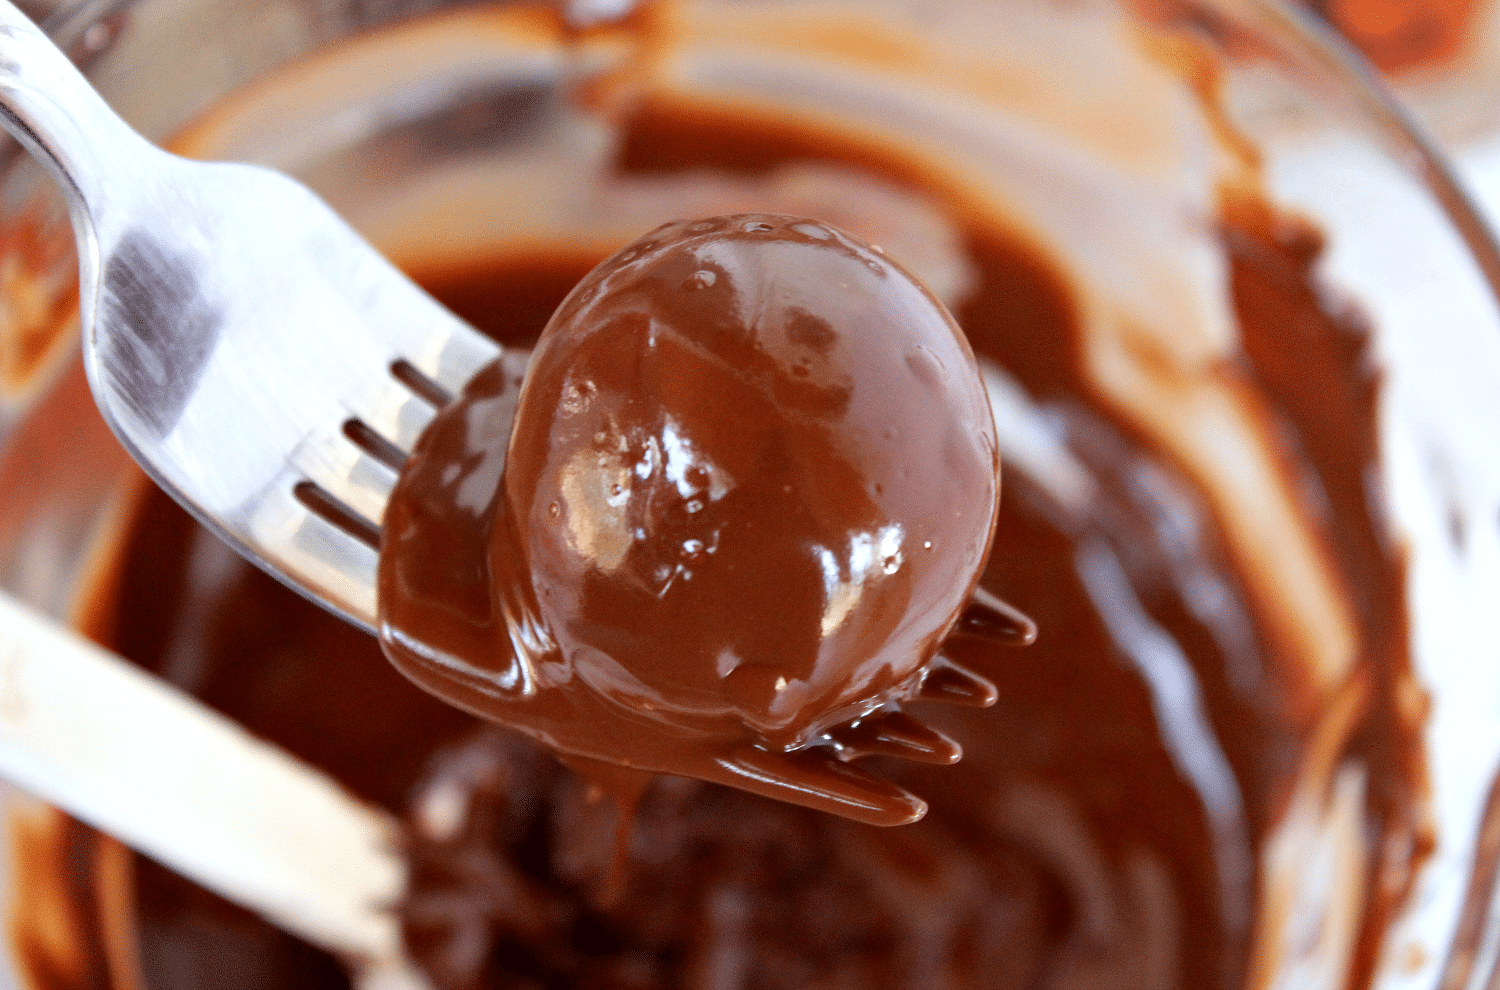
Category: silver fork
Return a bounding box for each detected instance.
[0,1,1029,826]
[0,0,502,632]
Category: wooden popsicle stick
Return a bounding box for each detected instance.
[0,589,423,982]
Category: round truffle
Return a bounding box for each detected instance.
[501,215,1000,746]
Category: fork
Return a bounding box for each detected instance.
[0,0,502,632]
[0,0,1028,826]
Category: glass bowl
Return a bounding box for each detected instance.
[0,0,1498,988]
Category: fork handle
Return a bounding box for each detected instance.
[0,1,156,285]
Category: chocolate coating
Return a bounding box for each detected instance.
[378,213,1004,824]
[509,214,997,738]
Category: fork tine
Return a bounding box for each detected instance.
[353,380,440,456]
[335,255,502,400]
[224,324,496,635]
[956,586,1037,645]
[290,431,398,530]
[242,478,380,631]
[265,343,502,631]
[342,420,409,472]
[915,656,999,708]
[709,745,927,827]
[410,326,499,399]
[825,711,962,765]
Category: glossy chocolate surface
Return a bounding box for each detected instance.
[378,214,1007,825]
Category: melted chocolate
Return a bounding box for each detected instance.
[20,65,1421,990]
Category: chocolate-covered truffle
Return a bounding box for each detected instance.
[507,214,998,741]
[378,214,1021,826]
